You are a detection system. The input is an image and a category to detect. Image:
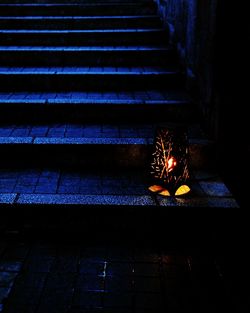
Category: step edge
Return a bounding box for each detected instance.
[0,193,239,209]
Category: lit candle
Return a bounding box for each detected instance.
[166,156,177,172]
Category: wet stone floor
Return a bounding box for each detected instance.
[0,238,246,313]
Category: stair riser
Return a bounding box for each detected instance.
[0,4,157,16]
[0,17,161,30]
[0,31,166,46]
[2,207,229,249]
[0,143,214,169]
[0,73,183,91]
[0,50,176,67]
[0,103,194,124]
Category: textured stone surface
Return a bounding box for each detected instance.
[0,137,33,144]
[0,168,239,209]
[158,195,238,209]
[0,194,17,204]
[17,194,156,206]
[0,239,245,313]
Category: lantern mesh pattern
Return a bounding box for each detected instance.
[150,127,190,194]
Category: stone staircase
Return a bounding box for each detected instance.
[0,0,238,239]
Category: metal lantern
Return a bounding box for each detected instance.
[149,127,191,196]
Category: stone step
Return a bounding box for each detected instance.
[0,67,183,91]
[0,46,177,67]
[0,123,214,169]
[0,3,157,17]
[0,168,239,216]
[0,164,239,243]
[0,29,167,46]
[0,15,161,30]
[0,91,194,123]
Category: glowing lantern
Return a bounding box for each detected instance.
[149,127,191,196]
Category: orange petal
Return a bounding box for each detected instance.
[159,189,171,197]
[148,185,165,193]
[175,185,191,196]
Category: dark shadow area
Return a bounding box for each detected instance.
[215,1,250,311]
[215,0,249,210]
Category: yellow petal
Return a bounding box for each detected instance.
[175,185,191,196]
[159,189,171,196]
[148,185,165,193]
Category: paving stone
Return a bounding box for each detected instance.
[157,196,239,208]
[165,288,194,313]
[79,261,105,276]
[0,245,6,258]
[3,303,37,313]
[135,293,164,309]
[75,274,105,292]
[35,184,58,194]
[134,263,160,277]
[13,184,36,193]
[0,287,11,304]
[37,288,74,313]
[0,185,14,193]
[105,276,132,292]
[133,276,161,293]
[80,247,107,259]
[30,127,49,136]
[11,128,31,136]
[14,272,47,289]
[0,262,22,272]
[45,273,76,289]
[162,264,190,280]
[9,284,43,304]
[0,128,13,136]
[0,272,18,288]
[40,170,60,179]
[0,137,33,144]
[0,240,242,313]
[29,244,57,258]
[22,256,54,273]
[199,181,232,197]
[106,263,134,277]
[17,194,156,206]
[72,290,103,308]
[161,255,188,265]
[50,255,79,273]
[134,250,160,263]
[103,292,133,308]
[69,308,131,313]
[57,185,80,194]
[106,248,134,263]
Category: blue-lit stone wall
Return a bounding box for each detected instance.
[155,0,218,137]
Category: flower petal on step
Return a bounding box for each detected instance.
[159,189,171,196]
[175,185,191,196]
[148,185,165,193]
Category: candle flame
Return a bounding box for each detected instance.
[166,157,177,172]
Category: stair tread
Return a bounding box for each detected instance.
[0,90,190,102]
[0,45,169,51]
[0,3,153,6]
[0,28,162,33]
[0,123,208,142]
[0,167,238,209]
[0,66,178,74]
[0,15,158,19]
